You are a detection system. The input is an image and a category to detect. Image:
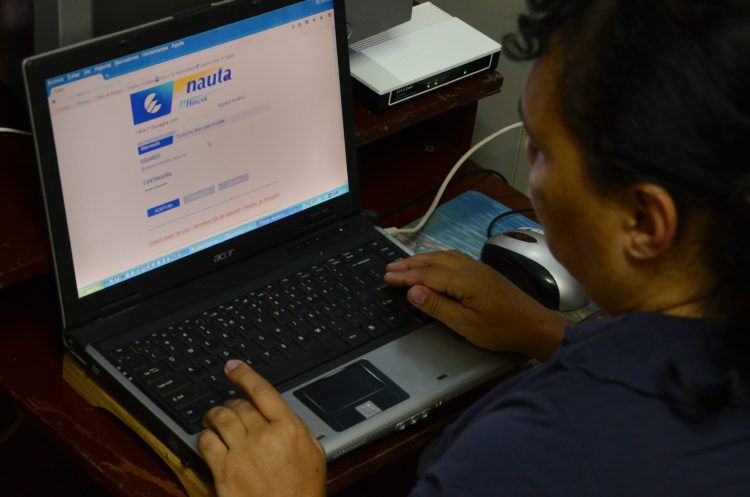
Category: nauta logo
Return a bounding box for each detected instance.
[143,93,162,114]
[130,81,173,125]
[186,67,233,94]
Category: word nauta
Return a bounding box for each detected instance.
[186,68,233,93]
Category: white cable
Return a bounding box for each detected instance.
[385,121,524,236]
[0,127,32,136]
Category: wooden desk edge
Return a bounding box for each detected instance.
[62,353,215,497]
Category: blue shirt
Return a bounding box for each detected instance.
[410,313,750,497]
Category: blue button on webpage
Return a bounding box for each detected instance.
[138,135,174,155]
[147,198,180,217]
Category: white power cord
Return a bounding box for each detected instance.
[385,121,524,236]
[0,127,32,136]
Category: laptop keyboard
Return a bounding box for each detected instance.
[105,238,426,434]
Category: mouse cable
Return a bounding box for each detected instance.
[486,208,535,238]
[376,167,508,222]
[385,121,524,236]
[0,127,32,136]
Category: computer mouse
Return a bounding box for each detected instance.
[480,228,588,311]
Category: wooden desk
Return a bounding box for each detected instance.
[0,72,527,497]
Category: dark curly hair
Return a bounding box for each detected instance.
[503,0,750,403]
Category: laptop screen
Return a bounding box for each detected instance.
[43,0,349,298]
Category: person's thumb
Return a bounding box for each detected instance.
[406,285,465,329]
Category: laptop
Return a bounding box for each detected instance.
[23,0,522,470]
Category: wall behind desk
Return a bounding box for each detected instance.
[431,0,532,196]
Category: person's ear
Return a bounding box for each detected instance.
[622,183,678,261]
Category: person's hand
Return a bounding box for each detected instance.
[198,360,326,497]
[384,250,571,361]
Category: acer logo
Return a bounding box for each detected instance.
[213,249,236,263]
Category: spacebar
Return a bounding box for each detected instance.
[260,340,352,386]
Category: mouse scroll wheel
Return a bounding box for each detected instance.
[506,231,537,243]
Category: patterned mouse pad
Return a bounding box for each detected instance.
[393,190,599,322]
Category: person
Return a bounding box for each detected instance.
[196,0,750,495]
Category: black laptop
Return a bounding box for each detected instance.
[23,0,519,469]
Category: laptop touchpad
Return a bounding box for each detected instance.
[294,360,409,432]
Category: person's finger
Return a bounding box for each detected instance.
[203,405,248,448]
[386,250,471,273]
[406,285,472,332]
[383,267,431,288]
[197,429,228,472]
[224,360,292,422]
[385,254,433,272]
[310,433,326,458]
[385,266,468,301]
[224,398,266,430]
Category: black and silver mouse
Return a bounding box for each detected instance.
[480,228,588,311]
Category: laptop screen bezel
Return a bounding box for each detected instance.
[23,0,362,329]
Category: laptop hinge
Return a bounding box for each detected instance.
[100,293,142,319]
